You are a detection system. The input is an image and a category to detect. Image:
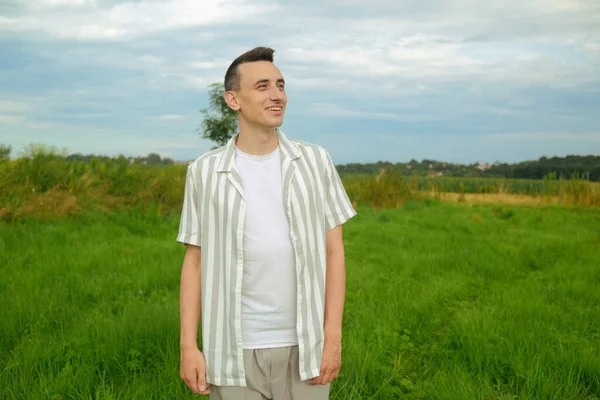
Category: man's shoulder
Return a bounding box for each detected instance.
[288,137,331,162]
[187,145,227,173]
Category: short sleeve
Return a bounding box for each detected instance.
[176,165,203,246]
[323,150,357,231]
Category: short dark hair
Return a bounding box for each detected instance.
[224,46,275,92]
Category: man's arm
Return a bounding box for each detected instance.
[308,224,346,385]
[179,245,210,396]
[180,244,202,348]
[308,148,356,386]
[324,225,346,340]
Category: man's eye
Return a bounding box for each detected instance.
[258,85,267,89]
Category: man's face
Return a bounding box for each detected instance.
[233,61,287,129]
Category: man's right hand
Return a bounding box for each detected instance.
[180,345,211,396]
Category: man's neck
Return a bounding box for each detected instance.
[235,125,279,156]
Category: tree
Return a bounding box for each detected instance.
[0,144,11,161]
[198,82,238,148]
[146,153,162,165]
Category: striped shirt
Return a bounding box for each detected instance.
[176,129,357,386]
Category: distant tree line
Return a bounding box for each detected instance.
[65,152,175,166]
[0,144,175,166]
[337,155,600,182]
[484,155,599,181]
[2,143,598,181]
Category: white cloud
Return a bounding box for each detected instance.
[3,0,277,39]
[23,0,95,8]
[584,42,600,54]
[0,100,29,112]
[188,59,230,70]
[0,114,24,124]
[159,114,185,120]
[5,0,597,95]
[0,113,50,130]
[303,102,432,122]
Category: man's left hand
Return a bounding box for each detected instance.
[307,336,342,385]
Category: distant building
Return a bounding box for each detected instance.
[476,163,492,171]
[175,160,193,166]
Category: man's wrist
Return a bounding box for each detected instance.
[180,340,199,350]
[324,325,342,341]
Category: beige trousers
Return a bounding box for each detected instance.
[210,345,330,400]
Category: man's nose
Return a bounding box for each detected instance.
[269,86,285,101]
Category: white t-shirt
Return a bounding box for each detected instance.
[235,145,298,349]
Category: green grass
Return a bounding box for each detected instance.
[408,176,574,195]
[341,173,600,207]
[1,202,600,399]
[2,151,598,223]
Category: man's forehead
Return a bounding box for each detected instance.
[239,61,283,83]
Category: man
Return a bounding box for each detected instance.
[177,46,356,400]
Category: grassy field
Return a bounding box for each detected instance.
[410,176,599,197]
[1,201,599,399]
[2,152,599,223]
[342,172,600,208]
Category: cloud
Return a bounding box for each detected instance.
[485,131,600,143]
[25,0,95,8]
[5,0,597,92]
[2,0,277,40]
[0,0,599,163]
[312,130,600,165]
[0,114,24,124]
[159,114,185,120]
[0,100,29,112]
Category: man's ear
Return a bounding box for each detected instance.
[224,91,240,111]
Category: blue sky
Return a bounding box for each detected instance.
[1,0,599,165]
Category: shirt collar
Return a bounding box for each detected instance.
[216,128,301,172]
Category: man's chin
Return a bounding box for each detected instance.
[266,119,284,128]
[251,116,284,130]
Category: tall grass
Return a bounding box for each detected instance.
[1,146,598,222]
[409,175,600,206]
[343,169,414,209]
[0,146,187,221]
[1,203,599,399]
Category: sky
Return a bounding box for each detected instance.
[1,0,599,165]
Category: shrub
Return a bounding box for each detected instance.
[344,169,413,209]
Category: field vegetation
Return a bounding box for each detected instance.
[1,202,599,399]
[1,146,598,222]
[1,144,599,399]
